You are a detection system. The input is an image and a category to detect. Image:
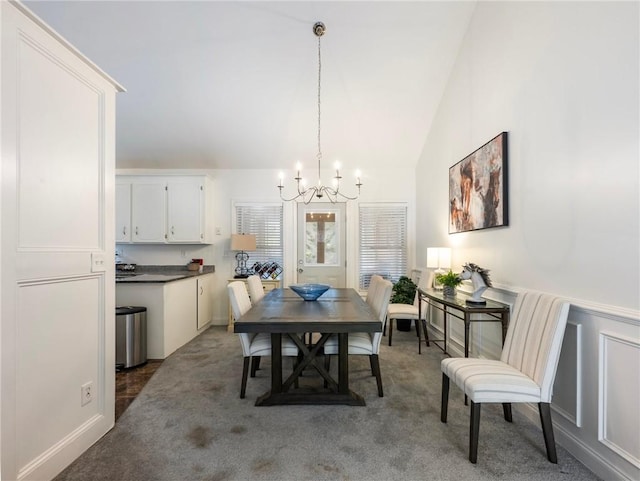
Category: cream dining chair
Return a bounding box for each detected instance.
[324,279,393,397]
[440,291,570,464]
[227,281,298,398]
[246,274,265,304]
[385,271,430,351]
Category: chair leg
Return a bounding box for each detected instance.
[388,318,394,346]
[383,315,387,336]
[503,403,512,422]
[240,357,250,399]
[539,402,558,463]
[441,373,449,423]
[370,354,383,397]
[368,355,376,376]
[250,356,260,377]
[469,401,481,464]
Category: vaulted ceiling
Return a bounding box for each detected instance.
[26,1,476,171]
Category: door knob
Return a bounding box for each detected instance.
[297,268,304,273]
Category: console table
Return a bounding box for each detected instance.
[418,288,510,357]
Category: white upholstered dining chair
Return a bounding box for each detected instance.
[366,274,384,307]
[227,281,298,398]
[324,279,393,397]
[246,274,265,304]
[440,291,570,464]
[385,271,430,350]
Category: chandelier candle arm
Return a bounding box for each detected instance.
[277,21,362,204]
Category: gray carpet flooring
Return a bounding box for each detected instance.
[55,326,600,481]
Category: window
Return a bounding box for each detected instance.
[359,204,407,290]
[234,203,283,275]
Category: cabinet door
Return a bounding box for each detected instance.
[167,179,203,243]
[131,181,166,243]
[197,276,213,329]
[115,183,131,242]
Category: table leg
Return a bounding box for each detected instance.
[443,306,448,355]
[338,333,349,395]
[270,333,283,394]
[501,312,509,347]
[464,315,470,358]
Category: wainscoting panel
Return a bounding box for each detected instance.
[598,331,640,469]
[553,321,582,427]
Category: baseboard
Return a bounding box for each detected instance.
[517,403,635,481]
[17,414,112,481]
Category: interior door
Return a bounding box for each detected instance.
[296,203,346,287]
[1,4,119,478]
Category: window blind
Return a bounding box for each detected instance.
[234,204,283,269]
[359,204,407,290]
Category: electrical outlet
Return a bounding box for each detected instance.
[180,249,187,258]
[81,381,93,406]
[215,226,221,236]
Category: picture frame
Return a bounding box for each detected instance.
[449,132,509,234]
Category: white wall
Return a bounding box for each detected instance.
[116,166,416,326]
[416,1,639,310]
[416,2,639,480]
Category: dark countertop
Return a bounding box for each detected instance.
[116,265,215,284]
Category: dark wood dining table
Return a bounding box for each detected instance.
[233,287,380,406]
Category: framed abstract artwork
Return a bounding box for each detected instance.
[449,132,508,234]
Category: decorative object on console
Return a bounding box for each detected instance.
[230,234,256,278]
[289,283,331,301]
[427,247,451,289]
[252,261,283,280]
[449,132,508,234]
[436,270,462,297]
[460,263,492,305]
[277,21,362,204]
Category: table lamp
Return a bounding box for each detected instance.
[231,234,257,278]
[426,247,452,289]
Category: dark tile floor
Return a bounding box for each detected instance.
[115,360,162,421]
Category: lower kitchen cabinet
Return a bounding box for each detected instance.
[116,274,213,359]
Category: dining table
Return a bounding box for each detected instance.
[233,287,381,406]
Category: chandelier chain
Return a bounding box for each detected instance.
[317,33,322,181]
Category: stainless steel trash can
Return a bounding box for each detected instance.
[116,306,147,369]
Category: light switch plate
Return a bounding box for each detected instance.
[91,252,106,272]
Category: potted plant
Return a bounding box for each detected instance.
[436,270,462,297]
[390,276,417,331]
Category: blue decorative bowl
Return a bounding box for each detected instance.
[289,283,331,301]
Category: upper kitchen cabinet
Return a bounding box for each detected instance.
[116,175,214,244]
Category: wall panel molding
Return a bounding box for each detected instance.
[598,331,640,469]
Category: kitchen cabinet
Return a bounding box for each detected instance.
[132,180,167,243]
[115,183,132,242]
[167,178,206,243]
[116,273,214,359]
[116,175,213,244]
[197,275,214,329]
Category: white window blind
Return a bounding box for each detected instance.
[234,204,283,271]
[359,204,408,290]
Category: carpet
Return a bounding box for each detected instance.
[55,326,600,481]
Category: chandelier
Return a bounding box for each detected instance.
[278,22,362,204]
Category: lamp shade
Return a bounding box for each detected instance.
[230,234,256,251]
[426,247,451,270]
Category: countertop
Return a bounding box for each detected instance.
[116,265,215,284]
